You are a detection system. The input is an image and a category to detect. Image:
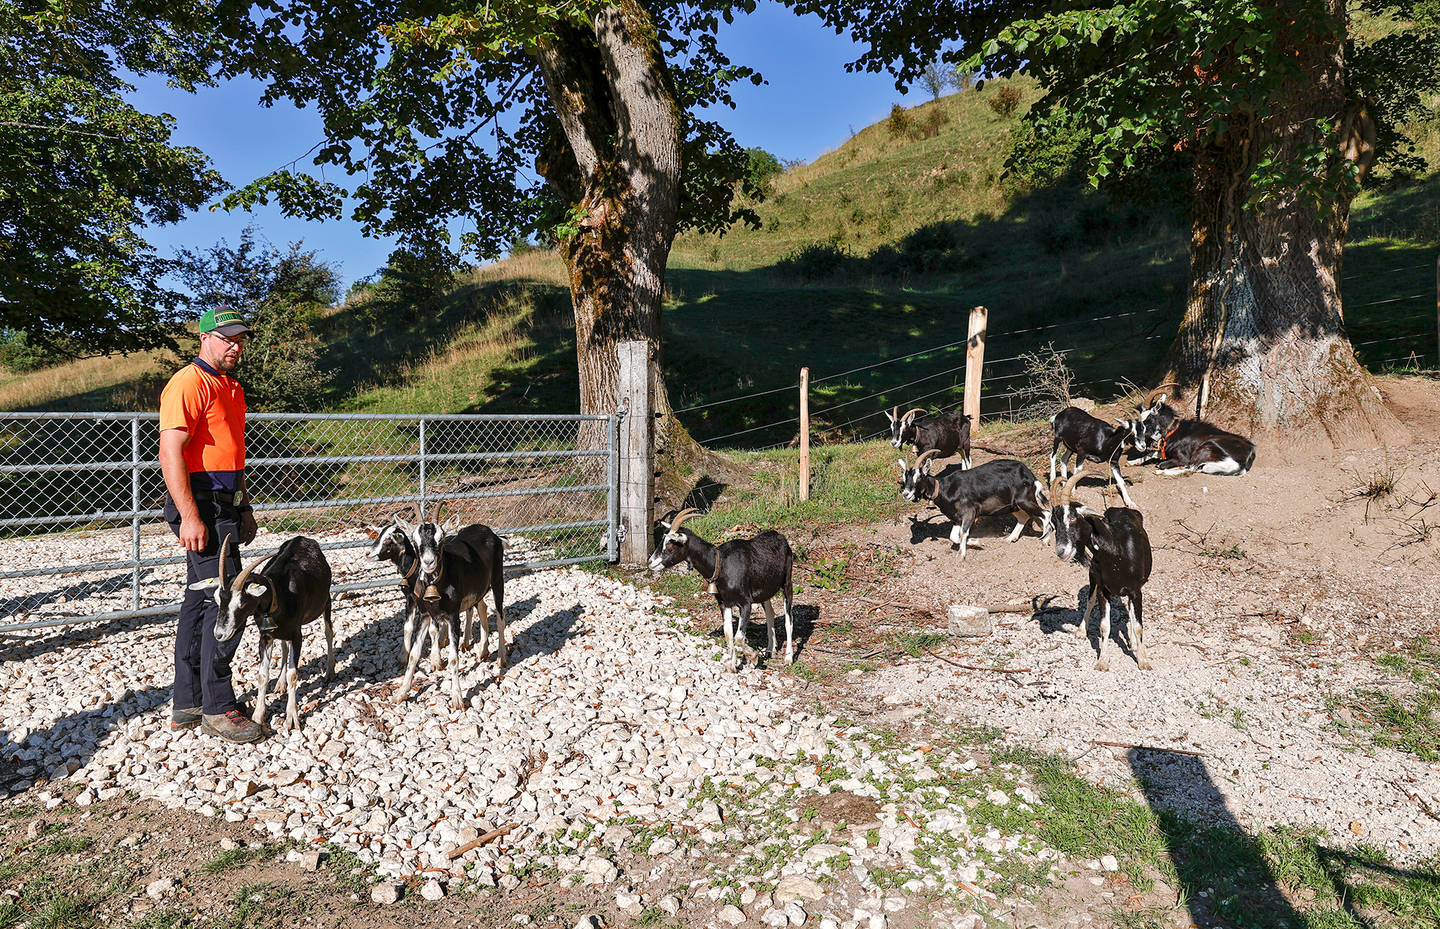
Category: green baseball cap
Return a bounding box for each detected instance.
[199,306,251,338]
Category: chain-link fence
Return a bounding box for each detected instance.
[0,411,621,634]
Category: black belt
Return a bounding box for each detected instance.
[193,490,237,505]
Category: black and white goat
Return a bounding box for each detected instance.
[393,517,506,710]
[1131,392,1256,476]
[369,517,466,678]
[1048,407,1147,507]
[191,534,334,732]
[1048,471,1153,671]
[885,406,973,469]
[649,507,795,671]
[898,450,1049,559]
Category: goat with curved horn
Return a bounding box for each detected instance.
[649,502,796,672]
[889,404,972,467]
[899,452,1049,559]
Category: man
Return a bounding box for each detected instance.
[158,305,264,743]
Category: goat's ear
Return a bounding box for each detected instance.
[896,459,907,472]
[668,531,687,544]
[187,578,219,592]
[1152,393,1166,407]
[245,583,267,599]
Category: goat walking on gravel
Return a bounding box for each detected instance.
[388,517,506,710]
[1048,471,1153,671]
[191,534,334,733]
[649,508,796,671]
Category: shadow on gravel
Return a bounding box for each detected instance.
[1128,748,1301,928]
[0,608,174,664]
[1035,584,1145,666]
[0,684,168,797]
[696,601,816,665]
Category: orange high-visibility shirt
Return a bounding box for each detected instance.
[158,359,247,491]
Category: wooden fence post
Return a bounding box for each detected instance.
[617,341,654,566]
[799,367,810,502]
[964,306,988,425]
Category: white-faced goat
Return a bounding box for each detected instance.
[898,450,1049,559]
[369,517,458,679]
[1131,392,1257,476]
[393,517,506,710]
[1048,406,1147,507]
[885,406,973,469]
[190,534,334,732]
[1048,471,1153,671]
[649,508,795,671]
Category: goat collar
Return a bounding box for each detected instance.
[1158,423,1181,460]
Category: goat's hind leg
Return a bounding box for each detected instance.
[446,613,465,711]
[1130,590,1151,670]
[762,600,777,660]
[473,601,490,661]
[283,638,301,732]
[323,600,335,681]
[1095,597,1113,672]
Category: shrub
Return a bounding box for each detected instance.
[988,84,1023,118]
[913,107,951,140]
[886,104,914,139]
[745,147,784,191]
[775,243,852,281]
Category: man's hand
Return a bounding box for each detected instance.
[179,514,209,552]
[239,509,258,545]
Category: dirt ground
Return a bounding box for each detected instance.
[3,376,1438,929]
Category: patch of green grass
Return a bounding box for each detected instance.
[1342,648,1440,762]
[806,555,850,591]
[127,908,195,929]
[891,630,950,658]
[203,845,273,874]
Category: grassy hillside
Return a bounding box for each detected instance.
[2,78,1435,449]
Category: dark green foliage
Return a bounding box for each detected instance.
[886,104,914,139]
[774,243,852,281]
[0,330,50,373]
[745,147,784,191]
[0,1,225,355]
[174,230,340,413]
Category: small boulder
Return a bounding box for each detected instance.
[370,882,402,905]
[947,604,992,638]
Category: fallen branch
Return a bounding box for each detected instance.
[447,823,515,860]
[925,648,1031,674]
[1090,740,1205,758]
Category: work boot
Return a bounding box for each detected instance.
[201,710,266,743]
[169,706,203,730]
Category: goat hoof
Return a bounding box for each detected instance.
[1094,659,1109,672]
[1138,658,1153,670]
[1073,624,1087,639]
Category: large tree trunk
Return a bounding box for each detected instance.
[532,2,716,481]
[1162,1,1404,449]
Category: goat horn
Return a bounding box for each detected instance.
[902,408,928,422]
[885,406,898,422]
[232,549,278,592]
[668,507,702,534]
[915,449,941,471]
[1059,470,1085,507]
[1146,382,1179,407]
[217,534,233,588]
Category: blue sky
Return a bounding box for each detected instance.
[135,2,916,289]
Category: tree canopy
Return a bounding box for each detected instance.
[217,0,766,268]
[0,0,224,354]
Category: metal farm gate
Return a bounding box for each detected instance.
[0,411,622,634]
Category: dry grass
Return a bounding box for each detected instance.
[0,351,170,412]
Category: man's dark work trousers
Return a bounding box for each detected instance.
[165,492,244,715]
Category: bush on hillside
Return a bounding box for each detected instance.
[775,243,853,281]
[886,104,914,139]
[0,329,53,373]
[988,84,1023,118]
[745,147,784,192]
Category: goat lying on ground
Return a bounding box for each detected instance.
[649,507,795,671]
[1048,471,1153,671]
[899,450,1049,559]
[885,406,973,469]
[1048,406,1146,507]
[191,534,333,732]
[392,517,506,710]
[1130,392,1256,476]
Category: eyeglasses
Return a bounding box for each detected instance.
[206,331,248,348]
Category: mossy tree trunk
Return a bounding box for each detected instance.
[532,2,706,467]
[1162,0,1400,446]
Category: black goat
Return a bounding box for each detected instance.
[394,517,506,710]
[649,507,795,671]
[192,534,333,732]
[885,406,973,469]
[368,518,466,679]
[1048,406,1147,507]
[1048,471,1153,671]
[1131,392,1256,476]
[898,450,1049,559]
